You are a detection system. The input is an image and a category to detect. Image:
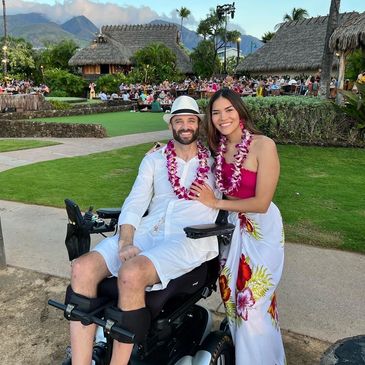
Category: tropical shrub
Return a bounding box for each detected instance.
[196,98,209,112]
[132,42,181,83]
[345,49,365,81]
[47,99,71,110]
[338,82,365,132]
[96,73,128,94]
[44,68,86,97]
[241,96,363,146]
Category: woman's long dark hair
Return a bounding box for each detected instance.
[205,88,261,153]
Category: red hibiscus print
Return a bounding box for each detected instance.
[236,287,255,321]
[238,213,254,233]
[268,292,279,323]
[219,274,231,303]
[236,254,252,291]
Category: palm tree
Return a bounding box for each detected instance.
[283,7,309,22]
[176,7,191,44]
[2,0,7,75]
[261,31,276,43]
[320,0,341,99]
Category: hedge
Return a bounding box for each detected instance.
[197,96,364,147]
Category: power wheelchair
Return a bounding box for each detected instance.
[48,198,236,365]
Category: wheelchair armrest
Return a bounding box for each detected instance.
[96,208,121,219]
[184,223,235,239]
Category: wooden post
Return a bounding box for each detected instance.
[0,217,6,268]
[338,52,346,90]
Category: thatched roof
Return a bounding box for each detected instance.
[69,24,192,73]
[329,12,365,52]
[236,12,358,74]
[69,35,132,65]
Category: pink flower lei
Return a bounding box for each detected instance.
[165,139,210,200]
[215,129,253,195]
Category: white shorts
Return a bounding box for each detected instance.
[92,234,218,291]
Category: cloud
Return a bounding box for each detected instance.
[7,0,246,34]
[7,0,164,26]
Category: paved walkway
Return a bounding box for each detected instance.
[0,134,364,345]
[0,131,171,172]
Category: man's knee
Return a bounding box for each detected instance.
[118,256,158,290]
[71,252,108,291]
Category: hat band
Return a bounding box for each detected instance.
[171,108,199,115]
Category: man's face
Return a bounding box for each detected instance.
[169,115,200,145]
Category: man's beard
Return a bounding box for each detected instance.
[172,128,199,145]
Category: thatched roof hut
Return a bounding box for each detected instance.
[328,11,365,89]
[236,12,358,77]
[329,11,365,52]
[69,23,192,76]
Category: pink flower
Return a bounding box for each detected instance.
[236,287,255,321]
[166,140,210,200]
[215,130,253,195]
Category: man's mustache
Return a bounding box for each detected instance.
[178,129,195,134]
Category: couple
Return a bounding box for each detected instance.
[69,90,285,365]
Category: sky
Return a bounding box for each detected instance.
[8,0,365,39]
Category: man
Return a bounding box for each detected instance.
[68,96,220,365]
[98,91,108,101]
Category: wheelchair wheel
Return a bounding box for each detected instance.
[195,331,234,365]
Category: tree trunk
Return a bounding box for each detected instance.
[320,0,340,99]
[180,19,183,43]
[337,52,346,89]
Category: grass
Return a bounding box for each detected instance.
[0,139,59,153]
[275,145,365,253]
[45,97,88,103]
[32,111,167,137]
[0,143,363,253]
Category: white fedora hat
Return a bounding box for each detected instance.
[163,95,205,123]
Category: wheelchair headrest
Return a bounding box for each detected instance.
[65,199,84,227]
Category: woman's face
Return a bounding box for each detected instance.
[211,96,240,136]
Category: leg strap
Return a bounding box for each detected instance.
[64,286,108,325]
[104,306,151,344]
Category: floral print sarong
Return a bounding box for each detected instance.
[219,202,286,364]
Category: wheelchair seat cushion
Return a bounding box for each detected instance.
[97,262,208,319]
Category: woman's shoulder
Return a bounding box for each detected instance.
[250,134,277,156]
[252,134,276,147]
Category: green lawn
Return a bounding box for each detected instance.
[0,139,59,153]
[0,144,363,253]
[32,111,167,136]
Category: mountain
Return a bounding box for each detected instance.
[149,19,262,55]
[0,13,92,47]
[149,19,202,51]
[61,15,99,41]
[0,13,262,54]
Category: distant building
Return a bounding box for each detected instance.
[69,24,192,79]
[236,12,359,77]
[217,47,243,61]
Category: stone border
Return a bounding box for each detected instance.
[0,101,136,121]
[0,120,106,138]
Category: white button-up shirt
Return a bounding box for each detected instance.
[118,144,219,254]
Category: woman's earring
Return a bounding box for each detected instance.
[239,119,245,129]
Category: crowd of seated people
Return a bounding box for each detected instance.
[96,73,345,105]
[0,79,50,95]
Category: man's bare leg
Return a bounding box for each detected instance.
[70,251,111,365]
[110,255,159,365]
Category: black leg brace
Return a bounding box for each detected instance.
[104,306,151,344]
[64,285,108,325]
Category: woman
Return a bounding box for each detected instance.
[190,88,286,364]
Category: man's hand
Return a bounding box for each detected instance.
[119,244,141,263]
